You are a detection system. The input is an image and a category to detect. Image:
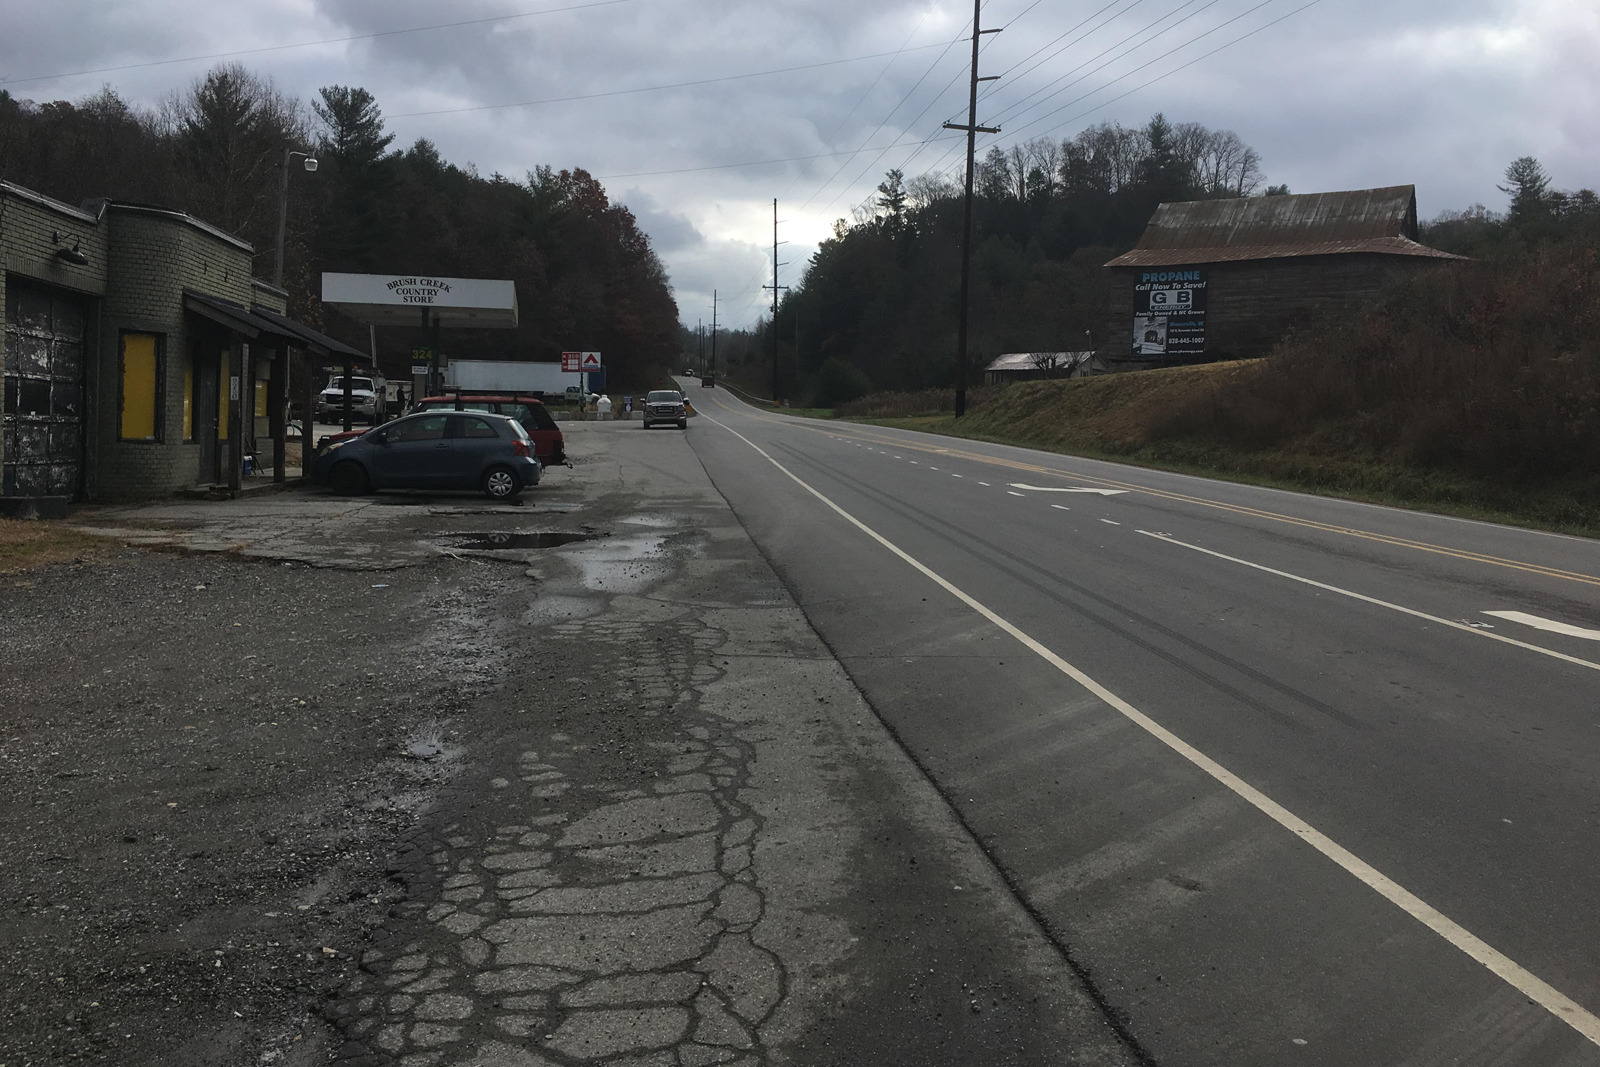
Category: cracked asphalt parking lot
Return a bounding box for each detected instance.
[0,421,1134,1066]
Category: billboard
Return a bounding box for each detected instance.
[1132,269,1207,359]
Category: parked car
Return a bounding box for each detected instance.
[312,411,540,500]
[411,394,566,465]
[316,374,385,425]
[642,390,688,429]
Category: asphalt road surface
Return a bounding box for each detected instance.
[680,379,1600,1067]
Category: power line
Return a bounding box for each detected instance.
[388,41,954,119]
[1003,0,1279,139]
[0,0,654,88]
[796,17,976,212]
[814,12,1012,215]
[593,134,959,179]
[920,0,1316,190]
[985,0,1224,128]
[778,0,946,203]
[919,0,1244,180]
[984,0,1146,90]
[1029,0,1324,141]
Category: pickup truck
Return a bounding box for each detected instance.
[316,375,386,425]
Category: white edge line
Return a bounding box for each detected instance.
[1137,531,1600,675]
[699,409,1600,1047]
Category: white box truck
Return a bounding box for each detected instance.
[443,360,573,395]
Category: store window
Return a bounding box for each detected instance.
[120,332,162,441]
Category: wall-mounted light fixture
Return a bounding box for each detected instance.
[51,230,88,266]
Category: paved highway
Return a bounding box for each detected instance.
[680,380,1600,1067]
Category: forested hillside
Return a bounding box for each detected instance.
[733,114,1272,404]
[0,66,680,387]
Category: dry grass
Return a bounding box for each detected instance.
[0,519,110,573]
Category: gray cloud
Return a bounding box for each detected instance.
[5,0,1596,326]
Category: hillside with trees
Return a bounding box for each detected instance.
[0,66,680,388]
[817,155,1600,532]
[725,114,1271,404]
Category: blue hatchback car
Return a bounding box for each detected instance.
[313,411,541,500]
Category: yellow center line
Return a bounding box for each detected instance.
[700,392,1600,590]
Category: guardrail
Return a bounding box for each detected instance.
[717,381,776,407]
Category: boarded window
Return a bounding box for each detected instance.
[183,359,195,440]
[120,333,160,440]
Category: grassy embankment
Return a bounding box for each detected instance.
[839,365,1600,536]
[824,239,1600,537]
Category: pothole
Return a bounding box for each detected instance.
[451,532,600,550]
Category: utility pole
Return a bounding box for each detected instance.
[710,290,718,379]
[762,199,789,406]
[697,318,703,373]
[943,0,1000,417]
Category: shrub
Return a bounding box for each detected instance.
[812,358,873,408]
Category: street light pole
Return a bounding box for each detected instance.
[273,148,318,288]
[272,147,317,476]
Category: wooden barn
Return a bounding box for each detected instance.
[1104,186,1464,368]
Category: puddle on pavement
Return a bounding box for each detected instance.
[452,531,599,550]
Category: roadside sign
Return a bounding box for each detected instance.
[411,365,430,375]
[561,351,583,372]
[580,351,602,372]
[622,395,633,413]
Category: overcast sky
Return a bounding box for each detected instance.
[4,0,1597,328]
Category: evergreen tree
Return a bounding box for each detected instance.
[1498,156,1551,223]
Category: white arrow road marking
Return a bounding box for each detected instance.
[1009,483,1128,495]
[1483,611,1600,642]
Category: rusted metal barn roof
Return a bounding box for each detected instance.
[1106,186,1467,267]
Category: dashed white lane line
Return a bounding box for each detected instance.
[978,481,991,487]
[1139,531,1600,674]
[701,409,1600,1049]
[1007,491,1026,497]
[1051,504,1071,512]
[1100,519,1121,526]
[1483,611,1600,642]
[952,474,963,478]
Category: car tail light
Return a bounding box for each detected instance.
[512,439,531,458]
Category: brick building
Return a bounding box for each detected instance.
[1104,185,1464,369]
[1,179,362,506]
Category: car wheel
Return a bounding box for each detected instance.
[329,461,369,496]
[482,465,522,500]
[642,421,651,429]
[677,419,687,429]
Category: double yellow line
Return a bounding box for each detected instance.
[705,393,1600,590]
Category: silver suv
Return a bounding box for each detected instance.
[642,390,687,429]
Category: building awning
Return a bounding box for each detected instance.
[183,289,368,360]
[249,304,368,360]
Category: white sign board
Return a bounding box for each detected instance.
[579,351,602,372]
[321,273,519,328]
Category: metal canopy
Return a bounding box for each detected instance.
[320,272,519,329]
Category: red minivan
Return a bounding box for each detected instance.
[412,394,566,466]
